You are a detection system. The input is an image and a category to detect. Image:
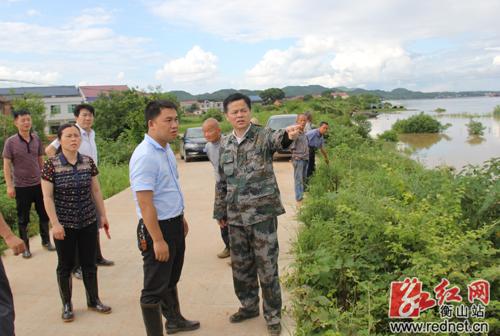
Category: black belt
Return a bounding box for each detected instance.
[158,214,183,225]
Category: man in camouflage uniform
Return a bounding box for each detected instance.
[213,93,301,336]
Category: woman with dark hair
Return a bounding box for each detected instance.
[41,123,112,322]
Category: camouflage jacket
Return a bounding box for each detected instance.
[213,124,289,226]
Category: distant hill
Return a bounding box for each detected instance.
[282,85,329,97]
[169,86,500,101]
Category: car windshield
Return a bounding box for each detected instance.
[185,128,204,138]
[266,116,296,130]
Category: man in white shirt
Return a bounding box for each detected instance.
[46,104,114,277]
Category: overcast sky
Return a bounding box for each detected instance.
[1,0,499,93]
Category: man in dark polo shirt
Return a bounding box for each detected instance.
[2,109,55,258]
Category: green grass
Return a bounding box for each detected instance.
[98,163,130,200]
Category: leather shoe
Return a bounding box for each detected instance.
[96,258,115,266]
[88,299,112,314]
[22,250,32,259]
[43,242,56,251]
[61,303,74,322]
[166,318,200,334]
[217,247,230,258]
[268,323,281,336]
[229,308,259,323]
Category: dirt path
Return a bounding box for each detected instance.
[2,159,299,336]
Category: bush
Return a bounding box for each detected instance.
[434,107,446,113]
[202,108,223,122]
[0,114,17,154]
[96,135,136,165]
[287,124,499,335]
[493,105,500,118]
[378,129,399,142]
[466,119,486,136]
[392,113,447,133]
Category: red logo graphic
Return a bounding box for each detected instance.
[389,278,436,318]
[434,278,462,305]
[468,280,490,305]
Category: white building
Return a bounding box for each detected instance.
[0,86,82,133]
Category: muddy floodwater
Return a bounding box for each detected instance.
[370,97,500,169]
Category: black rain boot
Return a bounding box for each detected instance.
[57,274,74,322]
[82,271,112,314]
[141,303,164,336]
[162,287,200,334]
[18,225,31,258]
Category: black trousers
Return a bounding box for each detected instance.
[138,215,185,305]
[306,147,317,179]
[0,258,14,336]
[72,220,106,272]
[221,226,229,248]
[15,184,50,247]
[54,224,98,286]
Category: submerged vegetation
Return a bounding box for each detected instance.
[467,119,487,136]
[392,113,449,133]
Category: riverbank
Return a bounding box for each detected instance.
[287,123,498,335]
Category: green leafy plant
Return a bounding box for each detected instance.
[378,130,399,142]
[392,113,448,133]
[466,119,486,136]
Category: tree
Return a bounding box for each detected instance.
[93,89,179,144]
[11,93,47,141]
[202,108,223,122]
[259,88,285,105]
[187,103,199,113]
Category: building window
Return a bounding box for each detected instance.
[49,124,60,134]
[68,104,77,114]
[50,105,61,116]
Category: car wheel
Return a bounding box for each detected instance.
[185,155,192,162]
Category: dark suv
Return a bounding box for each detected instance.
[265,114,297,157]
[180,127,207,162]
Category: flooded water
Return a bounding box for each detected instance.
[370,97,500,169]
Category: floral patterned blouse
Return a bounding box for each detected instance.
[42,153,99,229]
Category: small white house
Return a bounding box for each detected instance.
[0,86,83,133]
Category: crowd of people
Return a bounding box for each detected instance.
[0,93,329,336]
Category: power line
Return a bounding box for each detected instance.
[0,78,44,85]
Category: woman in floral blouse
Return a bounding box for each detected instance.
[41,124,111,322]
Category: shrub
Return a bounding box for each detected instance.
[466,119,486,136]
[96,135,136,165]
[202,108,223,122]
[392,113,447,133]
[493,105,500,118]
[434,107,446,113]
[378,129,399,142]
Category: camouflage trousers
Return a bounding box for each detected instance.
[229,218,282,325]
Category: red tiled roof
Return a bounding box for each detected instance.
[79,85,129,98]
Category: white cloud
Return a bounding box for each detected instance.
[494,56,500,66]
[26,9,40,17]
[151,0,500,42]
[245,36,412,88]
[0,65,59,84]
[72,7,113,28]
[156,46,218,83]
[151,0,500,90]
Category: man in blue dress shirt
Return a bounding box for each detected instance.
[305,121,330,179]
[129,100,200,335]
